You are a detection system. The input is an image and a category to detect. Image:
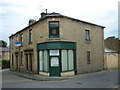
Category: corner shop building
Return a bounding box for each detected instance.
[9,12,105,76]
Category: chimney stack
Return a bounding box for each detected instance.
[28,19,36,25]
[41,9,48,18]
[41,12,47,18]
[46,9,47,14]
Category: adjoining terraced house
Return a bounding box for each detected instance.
[9,12,105,77]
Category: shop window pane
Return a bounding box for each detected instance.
[68,50,74,70]
[39,51,43,71]
[61,50,68,71]
[44,50,48,72]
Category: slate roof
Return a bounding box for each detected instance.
[9,12,105,38]
[104,48,118,53]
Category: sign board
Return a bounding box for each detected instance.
[51,57,59,67]
[15,42,22,46]
[50,50,59,56]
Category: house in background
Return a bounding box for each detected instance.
[0,40,10,69]
[104,48,118,69]
[0,40,9,60]
[9,12,105,77]
[104,36,119,51]
[104,36,119,69]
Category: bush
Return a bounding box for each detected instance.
[0,59,10,69]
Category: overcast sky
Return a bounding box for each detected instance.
[0,0,119,45]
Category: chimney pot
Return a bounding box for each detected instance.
[28,19,36,25]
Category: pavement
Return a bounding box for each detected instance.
[3,68,118,82]
[3,69,68,81]
[3,69,107,81]
[2,69,119,88]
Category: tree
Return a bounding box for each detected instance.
[0,40,7,47]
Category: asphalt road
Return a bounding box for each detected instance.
[2,69,118,88]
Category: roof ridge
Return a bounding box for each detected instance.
[9,12,105,38]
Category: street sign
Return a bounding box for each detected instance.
[15,42,22,46]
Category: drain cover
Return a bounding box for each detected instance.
[76,83,82,85]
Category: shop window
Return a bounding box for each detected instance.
[85,30,90,42]
[49,21,59,38]
[68,50,74,70]
[39,50,48,72]
[61,50,68,71]
[43,50,48,72]
[61,50,74,72]
[39,51,43,71]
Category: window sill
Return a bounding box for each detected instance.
[47,38,61,40]
[28,41,33,44]
[85,40,91,44]
[87,63,91,64]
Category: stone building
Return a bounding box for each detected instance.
[104,48,118,69]
[104,36,120,69]
[0,40,9,60]
[9,12,105,76]
[104,36,120,51]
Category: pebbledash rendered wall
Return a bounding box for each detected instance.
[9,14,104,75]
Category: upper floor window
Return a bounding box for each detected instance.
[12,38,14,46]
[29,29,32,42]
[49,21,59,38]
[16,35,18,41]
[85,30,90,42]
[20,34,23,44]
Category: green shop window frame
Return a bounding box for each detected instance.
[37,41,77,75]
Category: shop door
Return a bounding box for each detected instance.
[49,50,60,76]
[50,56,60,76]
